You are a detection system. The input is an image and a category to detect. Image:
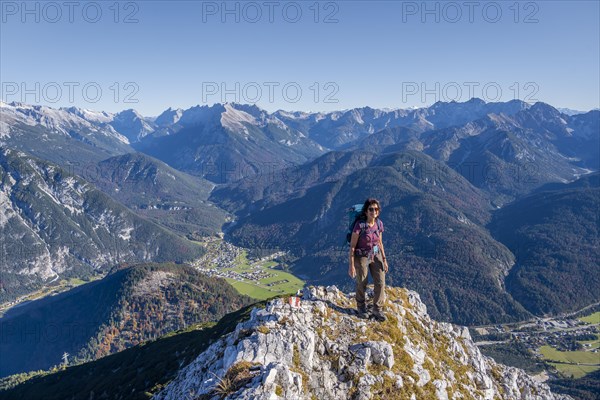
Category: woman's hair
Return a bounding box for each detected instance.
[359,198,381,220]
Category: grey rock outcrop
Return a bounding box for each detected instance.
[154,286,571,400]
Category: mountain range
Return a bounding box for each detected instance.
[1,98,598,321]
[4,99,597,192]
[0,148,204,302]
[0,97,598,397]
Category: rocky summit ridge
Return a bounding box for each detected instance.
[154,286,570,400]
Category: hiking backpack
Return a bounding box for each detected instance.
[345,204,383,245]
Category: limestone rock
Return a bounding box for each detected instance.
[153,286,571,400]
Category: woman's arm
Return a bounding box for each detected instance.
[348,232,359,278]
[379,232,389,272]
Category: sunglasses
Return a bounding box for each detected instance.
[368,207,379,212]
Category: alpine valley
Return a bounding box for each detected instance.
[0,98,598,399]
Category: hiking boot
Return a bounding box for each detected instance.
[356,307,369,319]
[372,310,386,322]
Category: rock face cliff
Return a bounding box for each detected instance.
[154,286,570,400]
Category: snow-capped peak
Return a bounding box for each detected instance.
[0,102,132,144]
[61,106,114,124]
[220,103,260,133]
[155,107,184,126]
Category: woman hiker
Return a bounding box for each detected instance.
[348,198,389,322]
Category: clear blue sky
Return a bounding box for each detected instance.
[1,0,599,116]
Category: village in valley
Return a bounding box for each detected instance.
[191,235,303,300]
[473,307,600,381]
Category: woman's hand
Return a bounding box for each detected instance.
[348,263,356,278]
[382,258,389,273]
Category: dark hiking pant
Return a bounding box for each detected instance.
[354,253,386,313]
